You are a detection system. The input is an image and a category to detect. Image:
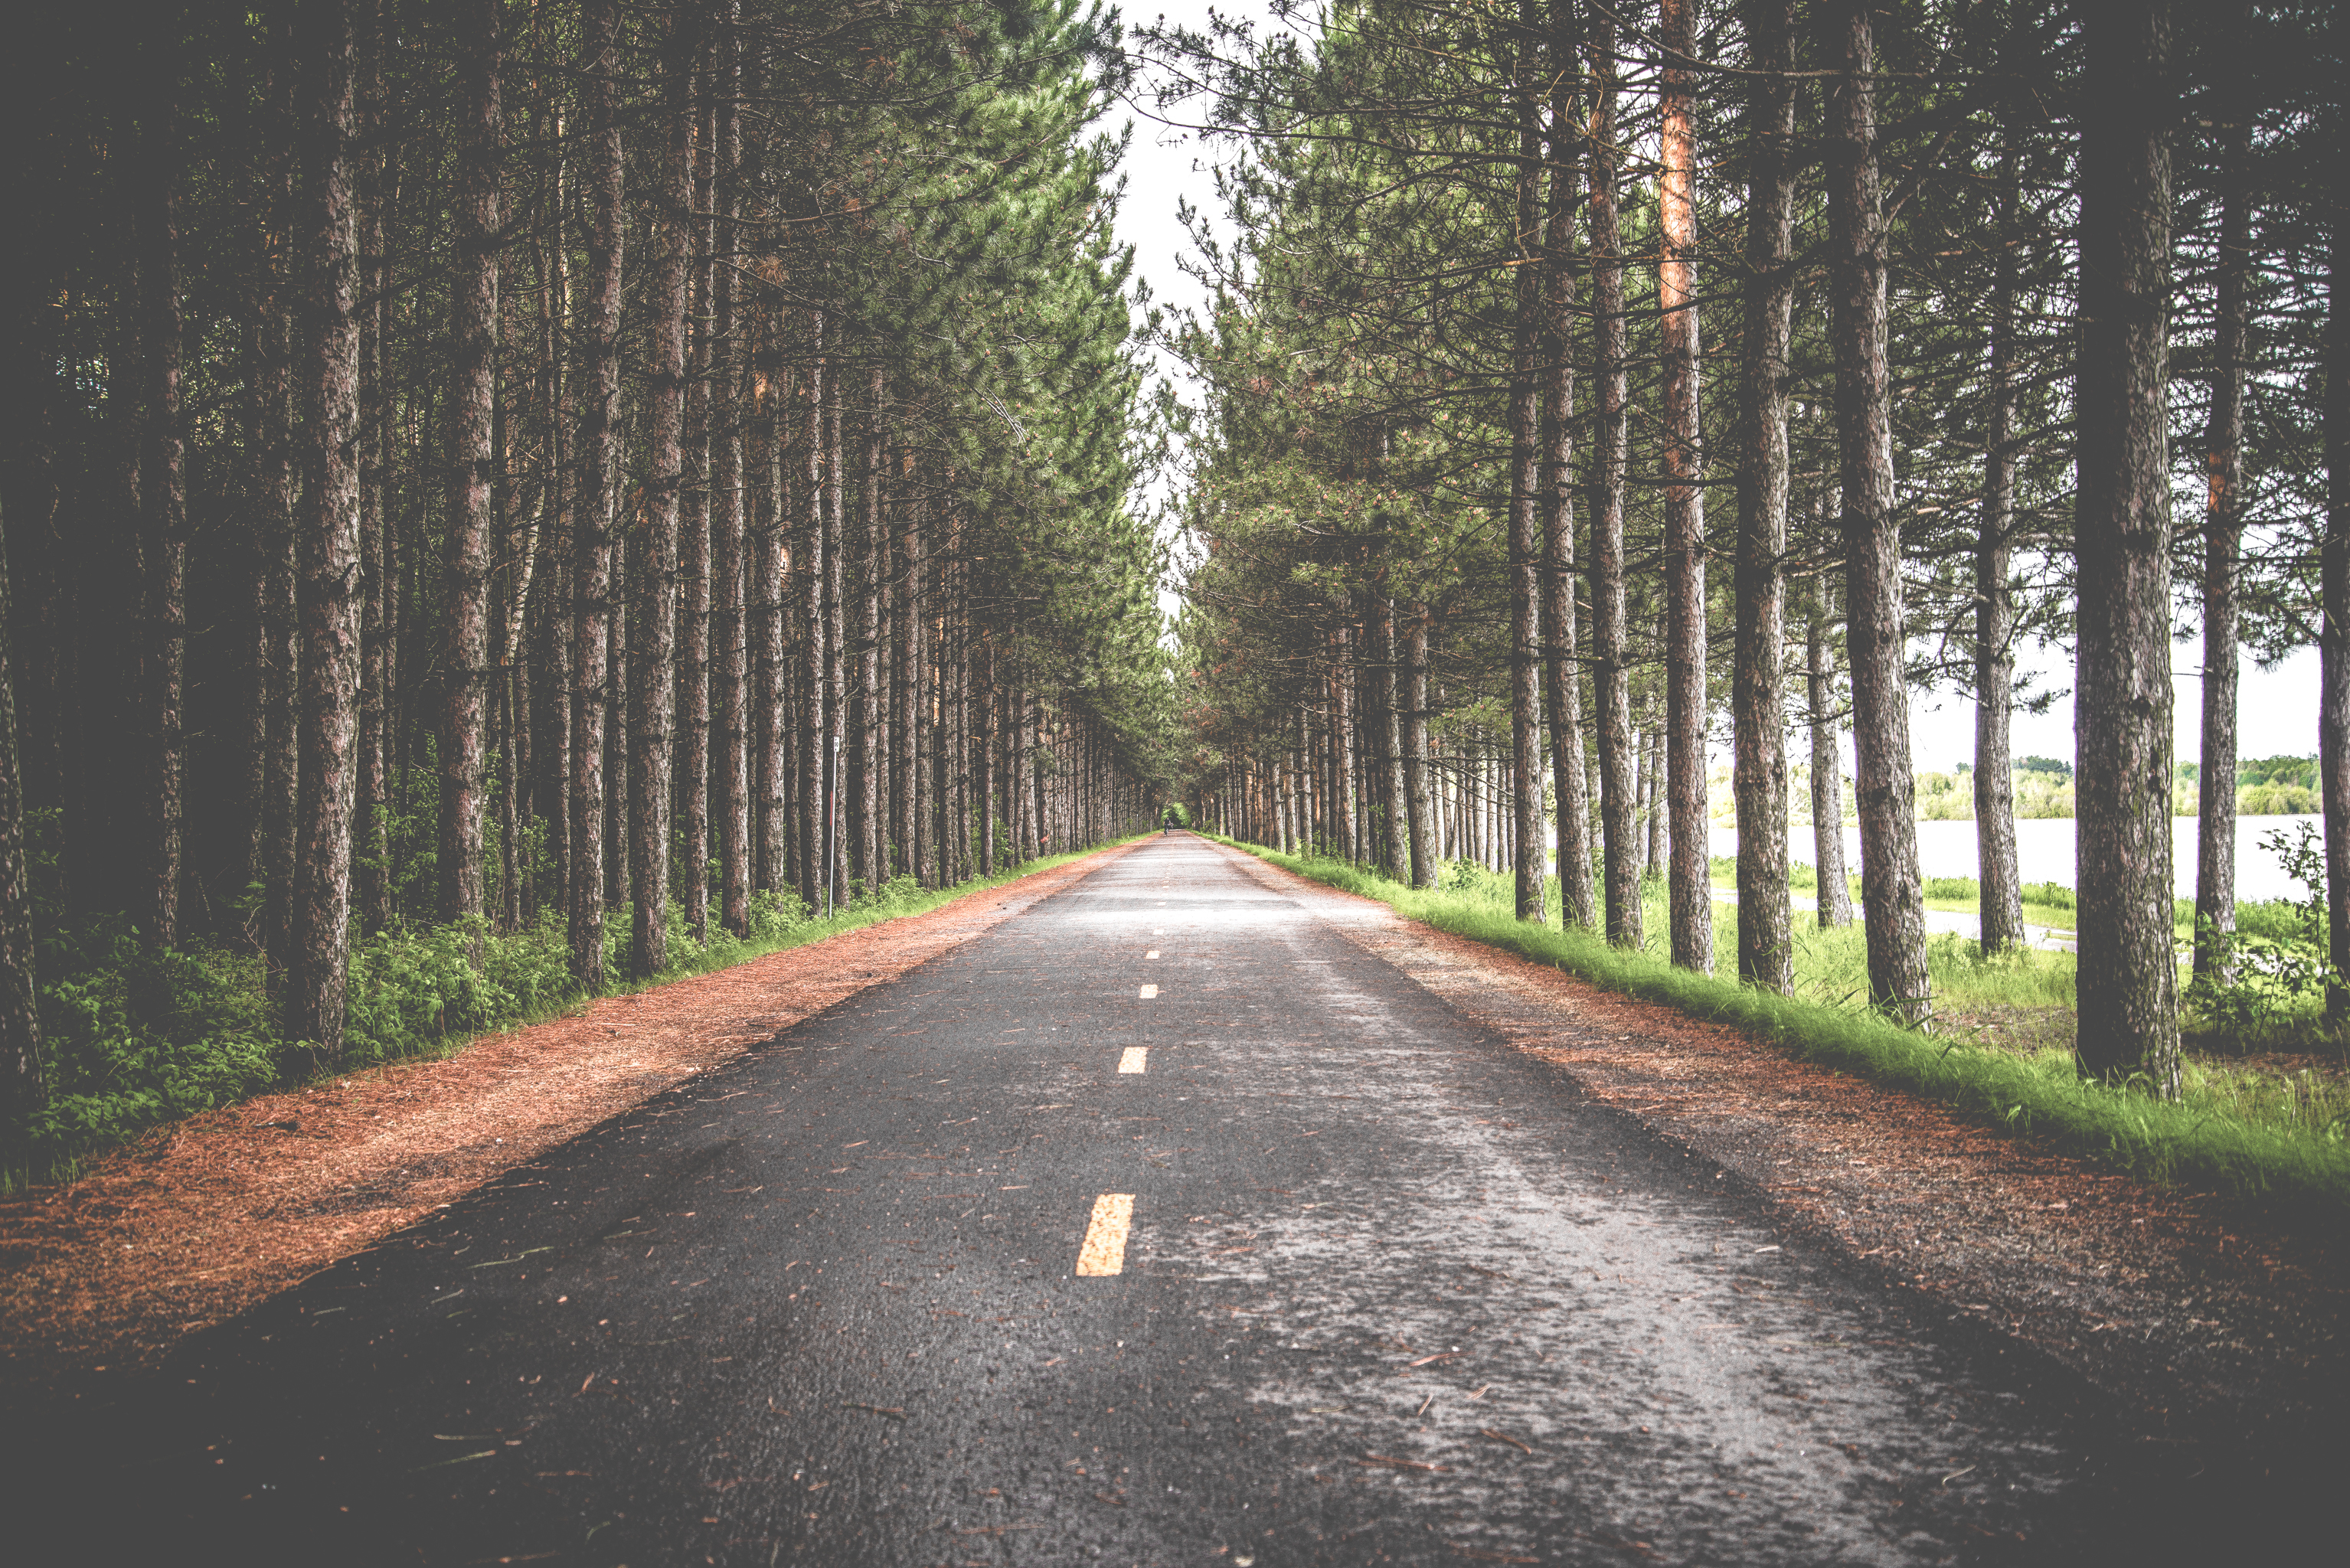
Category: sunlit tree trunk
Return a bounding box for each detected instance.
[1829,0,1930,1024]
[1658,0,1709,973]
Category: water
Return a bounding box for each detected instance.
[1707,814,2323,905]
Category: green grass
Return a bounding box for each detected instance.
[6,840,1144,1191]
[1222,838,2350,1220]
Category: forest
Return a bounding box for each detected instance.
[1152,0,2345,1109]
[0,0,1179,1174]
[0,0,2345,1180]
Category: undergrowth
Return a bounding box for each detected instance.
[1223,838,2350,1220]
[8,836,1138,1191]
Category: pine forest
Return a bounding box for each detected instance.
[2,0,2348,1176]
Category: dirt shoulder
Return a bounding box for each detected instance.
[1224,848,2349,1445]
[0,844,1138,1403]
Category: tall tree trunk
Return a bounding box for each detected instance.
[2196,109,2250,981]
[632,2,700,978]
[2320,153,2350,1027]
[1504,0,1546,923]
[1541,67,1590,927]
[797,330,825,913]
[712,13,747,938]
[439,0,501,953]
[678,50,716,946]
[287,0,362,1067]
[1829,0,1930,1024]
[0,505,44,1142]
[1658,0,1709,974]
[2074,2,2179,1081]
[1403,606,1433,886]
[355,23,387,937]
[1587,10,1637,948]
[1375,599,1409,882]
[569,0,623,990]
[892,450,919,880]
[753,359,789,898]
[1976,141,2027,956]
[1731,0,1797,994]
[853,370,884,890]
[139,75,186,949]
[1807,580,1854,928]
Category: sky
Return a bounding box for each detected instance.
[1101,4,2325,772]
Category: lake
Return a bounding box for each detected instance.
[1706,814,2325,905]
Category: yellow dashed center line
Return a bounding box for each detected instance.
[1138,984,1159,999]
[1118,1046,1149,1074]
[1076,1194,1135,1276]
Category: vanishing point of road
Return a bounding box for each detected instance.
[25,835,2286,1563]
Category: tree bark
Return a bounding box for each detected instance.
[853,370,884,890]
[797,328,826,912]
[2322,166,2350,1027]
[712,8,747,937]
[139,68,186,949]
[752,358,789,898]
[632,2,701,978]
[2074,2,2179,1083]
[1404,606,1433,886]
[2196,106,2250,981]
[1806,580,1855,928]
[1502,0,1546,923]
[1540,10,1590,929]
[1658,0,1709,974]
[439,0,501,952]
[1976,140,2027,956]
[1731,0,1797,994]
[355,21,387,937]
[569,0,623,991]
[286,0,362,1067]
[678,43,716,945]
[1829,0,1930,1024]
[1587,10,1637,948]
[0,505,44,1141]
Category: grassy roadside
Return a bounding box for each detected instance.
[8,839,1142,1192]
[1217,837,2350,1220]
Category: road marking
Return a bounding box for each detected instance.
[1138,984,1159,999]
[1118,1047,1149,1074]
[1146,949,1159,959]
[1076,1194,1135,1276]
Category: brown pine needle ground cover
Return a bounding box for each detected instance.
[1223,849,2349,1443]
[0,843,1139,1402]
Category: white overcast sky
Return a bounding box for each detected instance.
[1103,2,2324,769]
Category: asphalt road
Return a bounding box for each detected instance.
[20,835,2290,1563]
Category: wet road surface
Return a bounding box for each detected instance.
[21,837,2283,1563]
